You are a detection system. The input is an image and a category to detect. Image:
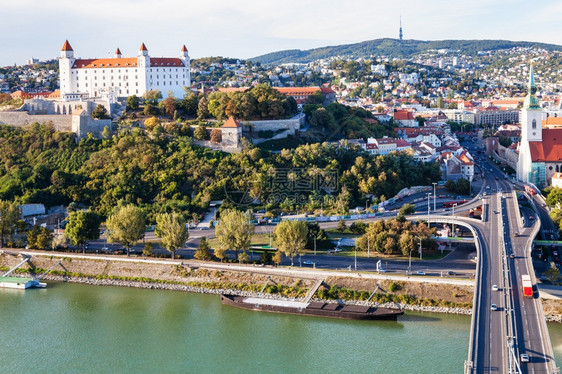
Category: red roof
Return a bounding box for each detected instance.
[61,40,73,51]
[543,117,562,126]
[394,110,415,121]
[181,45,188,52]
[222,117,242,128]
[529,129,562,162]
[115,48,122,55]
[72,57,184,69]
[139,43,148,51]
[73,58,138,68]
[149,57,185,67]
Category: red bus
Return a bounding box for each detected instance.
[525,185,537,195]
[522,274,533,297]
[443,200,469,208]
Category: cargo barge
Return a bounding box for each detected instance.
[220,294,403,320]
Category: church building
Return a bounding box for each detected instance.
[517,66,562,187]
[59,40,190,101]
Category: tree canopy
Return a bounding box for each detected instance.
[105,204,145,256]
[274,220,308,265]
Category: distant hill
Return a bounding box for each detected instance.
[250,38,562,65]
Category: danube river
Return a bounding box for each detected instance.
[1,282,561,373]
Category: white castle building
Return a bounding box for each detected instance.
[59,40,191,101]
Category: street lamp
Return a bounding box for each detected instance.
[432,182,437,211]
[415,235,423,260]
[452,203,457,237]
[427,193,432,222]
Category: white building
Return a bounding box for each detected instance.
[59,40,191,101]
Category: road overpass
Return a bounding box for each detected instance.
[434,164,558,373]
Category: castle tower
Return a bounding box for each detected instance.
[399,16,403,41]
[180,45,191,87]
[521,64,542,143]
[115,48,122,58]
[59,40,75,98]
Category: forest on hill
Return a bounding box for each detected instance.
[0,123,441,223]
[251,38,562,65]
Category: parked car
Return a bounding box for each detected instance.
[416,271,425,276]
[492,285,499,291]
[490,304,498,311]
[520,354,530,363]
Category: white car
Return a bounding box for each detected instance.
[416,271,425,276]
[492,285,499,291]
[520,353,530,363]
[491,304,498,311]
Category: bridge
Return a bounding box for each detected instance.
[426,165,558,372]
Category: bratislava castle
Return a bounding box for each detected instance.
[59,40,191,101]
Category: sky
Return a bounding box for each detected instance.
[1,0,561,66]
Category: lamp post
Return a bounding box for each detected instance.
[354,246,357,271]
[452,203,457,237]
[427,193,432,223]
[432,182,437,211]
[367,235,370,258]
[408,247,413,275]
[415,235,423,260]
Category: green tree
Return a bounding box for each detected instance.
[546,188,562,208]
[310,107,337,132]
[274,220,308,266]
[180,92,199,117]
[215,209,254,259]
[155,212,189,259]
[0,201,20,247]
[349,220,367,234]
[194,237,213,261]
[65,210,101,253]
[398,232,416,256]
[144,117,162,132]
[143,89,162,105]
[91,104,109,119]
[106,204,145,256]
[544,261,560,283]
[272,250,283,266]
[102,125,110,139]
[197,96,209,119]
[238,251,250,263]
[214,247,227,262]
[193,125,208,140]
[337,219,347,233]
[26,225,53,250]
[399,204,415,216]
[127,95,140,111]
[335,187,351,215]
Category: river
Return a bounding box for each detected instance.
[0,282,560,373]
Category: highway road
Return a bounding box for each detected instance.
[465,154,557,373]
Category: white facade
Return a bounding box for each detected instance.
[59,41,190,101]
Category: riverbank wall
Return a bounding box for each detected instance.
[2,250,559,320]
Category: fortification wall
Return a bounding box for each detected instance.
[246,114,304,135]
[0,111,73,131]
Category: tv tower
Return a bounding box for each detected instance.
[399,16,403,41]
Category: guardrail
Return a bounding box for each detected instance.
[526,190,558,373]
[427,216,481,374]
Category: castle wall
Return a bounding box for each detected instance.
[0,111,73,131]
[246,114,304,135]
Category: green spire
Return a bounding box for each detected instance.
[524,63,540,109]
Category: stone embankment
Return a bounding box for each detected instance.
[39,273,473,316]
[1,250,557,319]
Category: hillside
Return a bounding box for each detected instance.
[250,38,562,65]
